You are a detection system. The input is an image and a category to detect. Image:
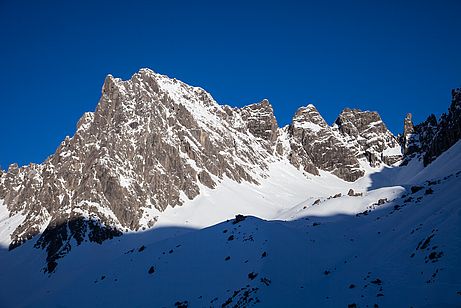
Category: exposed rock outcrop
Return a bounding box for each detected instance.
[423,88,461,165]
[239,99,278,144]
[402,113,415,155]
[402,113,438,158]
[334,108,402,166]
[286,105,364,181]
[401,88,461,166]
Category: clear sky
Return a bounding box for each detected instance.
[1,0,460,169]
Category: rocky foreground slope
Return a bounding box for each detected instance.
[0,69,460,276]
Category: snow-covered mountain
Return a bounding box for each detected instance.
[0,69,460,307]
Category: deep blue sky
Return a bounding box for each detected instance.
[1,0,460,169]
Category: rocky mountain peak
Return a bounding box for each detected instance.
[334,108,402,167]
[6,68,453,273]
[292,104,328,130]
[401,113,416,155]
[239,99,278,143]
[403,113,438,158]
[400,87,461,166]
[423,88,461,165]
[404,113,414,136]
[0,69,285,272]
[286,104,365,181]
[335,108,384,136]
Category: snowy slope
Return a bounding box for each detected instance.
[359,139,461,190]
[0,145,460,307]
[153,160,360,230]
[409,139,461,183]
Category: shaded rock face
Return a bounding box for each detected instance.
[402,114,438,157]
[334,108,402,167]
[423,88,461,165]
[34,217,122,273]
[286,105,364,181]
[402,113,415,155]
[402,88,461,166]
[239,99,278,144]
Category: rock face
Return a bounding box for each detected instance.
[4,69,456,271]
[401,88,461,166]
[404,113,414,136]
[239,99,278,144]
[423,88,461,165]
[285,105,364,181]
[334,108,402,166]
[283,104,402,181]
[402,113,415,154]
[402,114,438,158]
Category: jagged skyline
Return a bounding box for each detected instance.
[1,65,460,307]
[1,1,461,168]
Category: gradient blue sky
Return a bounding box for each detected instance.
[1,0,460,168]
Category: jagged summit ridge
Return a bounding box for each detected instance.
[334,108,402,166]
[0,68,430,270]
[239,99,278,143]
[286,104,365,181]
[0,69,282,268]
[401,88,461,166]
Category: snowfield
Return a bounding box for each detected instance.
[0,142,461,307]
